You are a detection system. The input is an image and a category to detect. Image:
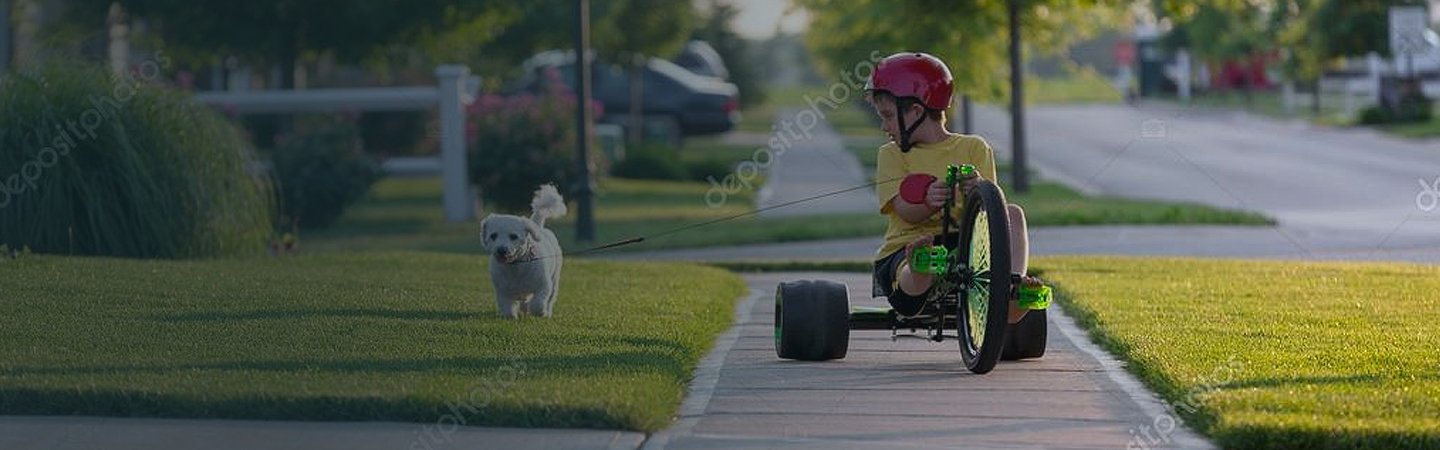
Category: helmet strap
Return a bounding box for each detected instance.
[897,98,927,153]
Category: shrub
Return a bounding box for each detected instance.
[271,114,382,230]
[0,59,273,258]
[1359,79,1434,125]
[1357,99,1433,125]
[611,143,689,181]
[467,68,602,213]
[684,157,735,183]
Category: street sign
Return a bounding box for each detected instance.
[1389,6,1428,57]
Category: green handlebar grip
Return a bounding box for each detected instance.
[910,246,948,274]
[1017,284,1052,310]
[947,164,978,185]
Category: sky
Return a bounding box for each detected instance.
[721,0,810,40]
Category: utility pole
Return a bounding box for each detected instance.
[961,95,972,134]
[0,0,12,75]
[1008,0,1029,193]
[573,0,595,242]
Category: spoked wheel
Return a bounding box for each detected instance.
[955,180,1013,374]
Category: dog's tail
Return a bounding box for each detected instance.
[530,184,568,226]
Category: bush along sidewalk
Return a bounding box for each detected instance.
[0,57,272,258]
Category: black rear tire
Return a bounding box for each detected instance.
[775,280,850,361]
[956,180,1012,374]
[1001,309,1048,360]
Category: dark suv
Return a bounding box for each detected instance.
[510,50,740,137]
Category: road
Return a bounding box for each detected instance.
[972,102,1440,260]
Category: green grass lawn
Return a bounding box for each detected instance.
[1008,181,1272,227]
[0,252,744,431]
[1026,70,1124,104]
[311,171,1268,257]
[309,177,886,255]
[737,84,881,136]
[838,141,1272,227]
[1039,256,1440,450]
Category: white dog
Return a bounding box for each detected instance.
[480,185,567,319]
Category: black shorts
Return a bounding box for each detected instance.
[872,248,928,317]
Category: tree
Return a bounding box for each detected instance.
[595,0,695,145]
[795,0,1127,193]
[64,0,514,89]
[1160,0,1428,114]
[796,0,1126,103]
[694,0,767,109]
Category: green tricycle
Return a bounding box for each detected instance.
[774,164,1051,374]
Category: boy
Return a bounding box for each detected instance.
[867,52,1039,323]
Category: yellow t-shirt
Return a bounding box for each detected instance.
[874,134,999,260]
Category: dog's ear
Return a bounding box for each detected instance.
[479,215,493,244]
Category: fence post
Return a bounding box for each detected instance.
[436,65,473,223]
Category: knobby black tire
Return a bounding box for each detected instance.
[1001,309,1047,360]
[775,280,850,361]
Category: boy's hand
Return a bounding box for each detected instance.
[957,175,983,196]
[923,180,950,210]
[925,177,981,209]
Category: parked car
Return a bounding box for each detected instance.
[509,50,740,138]
[672,40,730,80]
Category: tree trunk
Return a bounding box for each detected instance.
[0,0,12,74]
[279,20,298,90]
[628,54,644,145]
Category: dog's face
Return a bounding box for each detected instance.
[480,214,540,264]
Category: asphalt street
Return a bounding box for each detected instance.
[971,102,1440,260]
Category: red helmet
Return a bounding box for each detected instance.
[866,52,953,110]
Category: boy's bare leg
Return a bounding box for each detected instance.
[1007,204,1032,324]
[897,233,935,296]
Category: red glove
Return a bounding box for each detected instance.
[899,173,937,205]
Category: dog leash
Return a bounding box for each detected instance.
[560,175,904,259]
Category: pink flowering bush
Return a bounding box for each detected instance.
[467,68,604,212]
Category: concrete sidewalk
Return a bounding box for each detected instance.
[645,272,1213,450]
[753,109,875,218]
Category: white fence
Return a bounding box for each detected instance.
[195,65,478,223]
[1310,54,1440,117]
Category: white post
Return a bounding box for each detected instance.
[1366,52,1383,105]
[1282,81,1295,115]
[1343,79,1356,118]
[106,3,128,76]
[436,65,473,223]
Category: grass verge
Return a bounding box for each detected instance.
[308,177,886,255]
[1039,256,1440,449]
[1008,181,1273,227]
[737,84,880,136]
[0,252,744,431]
[312,170,1270,256]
